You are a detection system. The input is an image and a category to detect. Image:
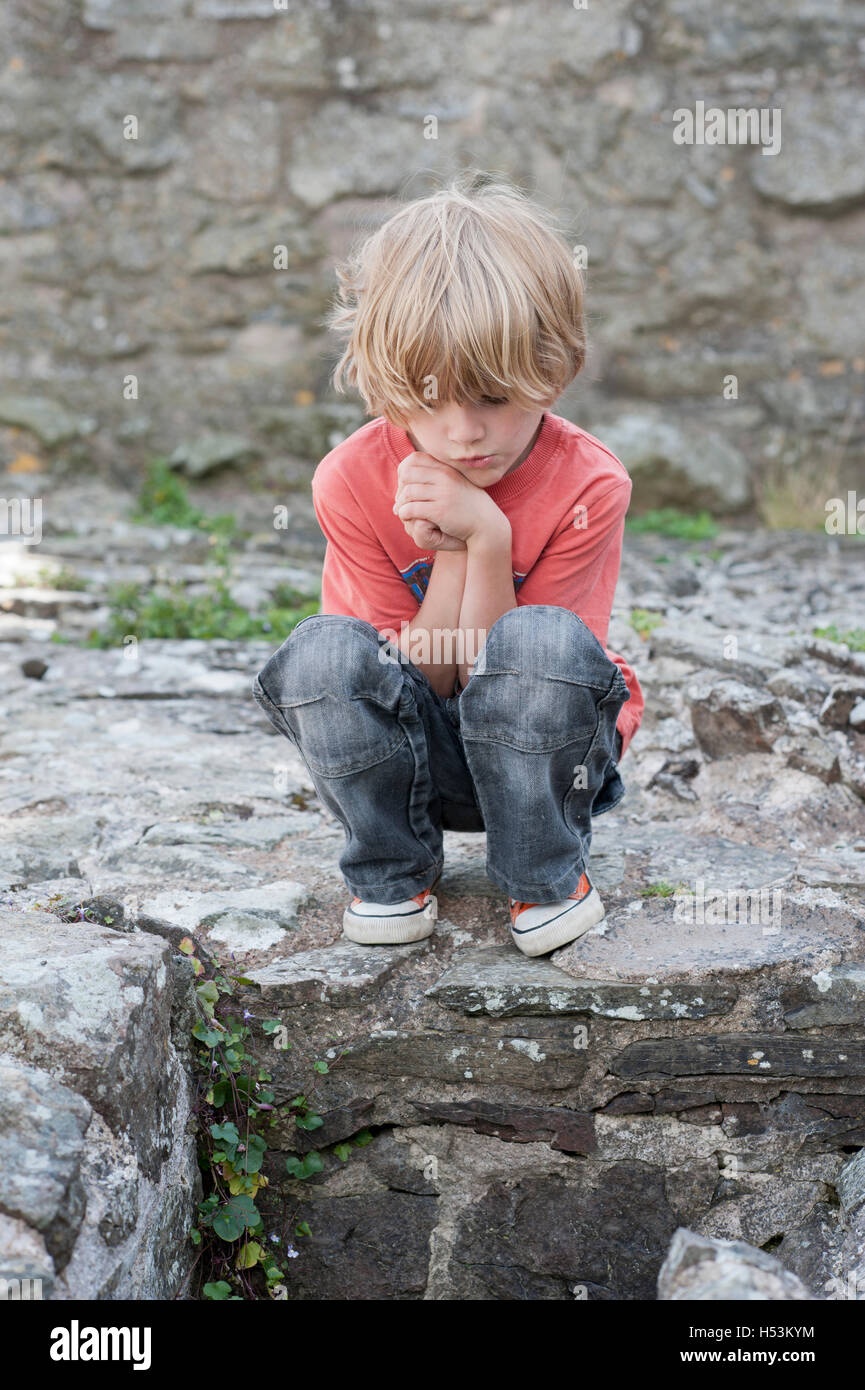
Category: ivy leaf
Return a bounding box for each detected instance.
[261,1019,282,1034]
[312,1060,329,1074]
[237,1133,267,1175]
[193,1020,224,1047]
[333,1143,351,1163]
[189,1228,202,1246]
[210,1121,240,1148]
[353,1130,374,1148]
[209,1079,231,1107]
[285,1151,324,1180]
[235,1241,263,1270]
[203,1281,234,1299]
[226,1194,260,1228]
[295,1221,312,1238]
[178,937,196,955]
[212,1209,241,1242]
[295,1112,323,1132]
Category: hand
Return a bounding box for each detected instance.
[402,517,466,551]
[393,452,507,549]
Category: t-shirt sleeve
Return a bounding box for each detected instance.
[311,474,418,636]
[515,478,631,647]
[515,477,644,757]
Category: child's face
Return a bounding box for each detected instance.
[402,399,547,488]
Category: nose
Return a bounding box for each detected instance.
[446,405,485,448]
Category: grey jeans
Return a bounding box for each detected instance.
[252,605,630,905]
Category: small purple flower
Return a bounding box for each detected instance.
[269,1232,280,1244]
[243,1009,253,1021]
[285,1243,299,1259]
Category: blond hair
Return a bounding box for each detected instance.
[327,172,586,427]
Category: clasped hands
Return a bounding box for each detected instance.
[393,452,509,552]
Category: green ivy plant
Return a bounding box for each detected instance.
[179,938,368,1301]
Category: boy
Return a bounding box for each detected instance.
[252,174,644,958]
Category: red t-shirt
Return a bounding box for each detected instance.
[310,411,644,757]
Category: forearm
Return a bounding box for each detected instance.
[395,548,467,697]
[457,520,517,690]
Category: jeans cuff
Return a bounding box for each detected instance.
[344,857,443,906]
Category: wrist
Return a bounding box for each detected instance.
[465,515,512,552]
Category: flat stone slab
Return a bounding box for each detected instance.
[428,946,737,1022]
[0,842,83,889]
[409,1097,596,1154]
[783,965,865,1027]
[93,843,261,889]
[138,878,312,950]
[795,846,865,897]
[592,822,797,891]
[2,877,93,916]
[614,1035,865,1080]
[553,891,864,984]
[247,942,424,1007]
[17,643,254,700]
[649,619,801,684]
[0,1057,91,1267]
[335,1023,591,1093]
[0,909,186,1175]
[658,1228,813,1301]
[140,814,315,850]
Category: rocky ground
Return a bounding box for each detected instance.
[1,471,864,1299]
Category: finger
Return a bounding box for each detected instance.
[397,500,439,522]
[398,454,451,480]
[404,518,439,547]
[393,484,436,511]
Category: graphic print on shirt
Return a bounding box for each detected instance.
[399,560,528,600]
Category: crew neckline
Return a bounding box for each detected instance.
[382,411,565,506]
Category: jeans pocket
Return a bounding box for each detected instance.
[278,662,410,778]
[252,674,298,746]
[562,671,630,834]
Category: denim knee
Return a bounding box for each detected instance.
[460,605,625,754]
[475,605,618,688]
[255,614,396,705]
[253,615,408,776]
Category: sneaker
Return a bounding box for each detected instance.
[508,872,605,957]
[343,883,438,945]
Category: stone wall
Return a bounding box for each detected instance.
[1,0,864,505]
[0,909,200,1300]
